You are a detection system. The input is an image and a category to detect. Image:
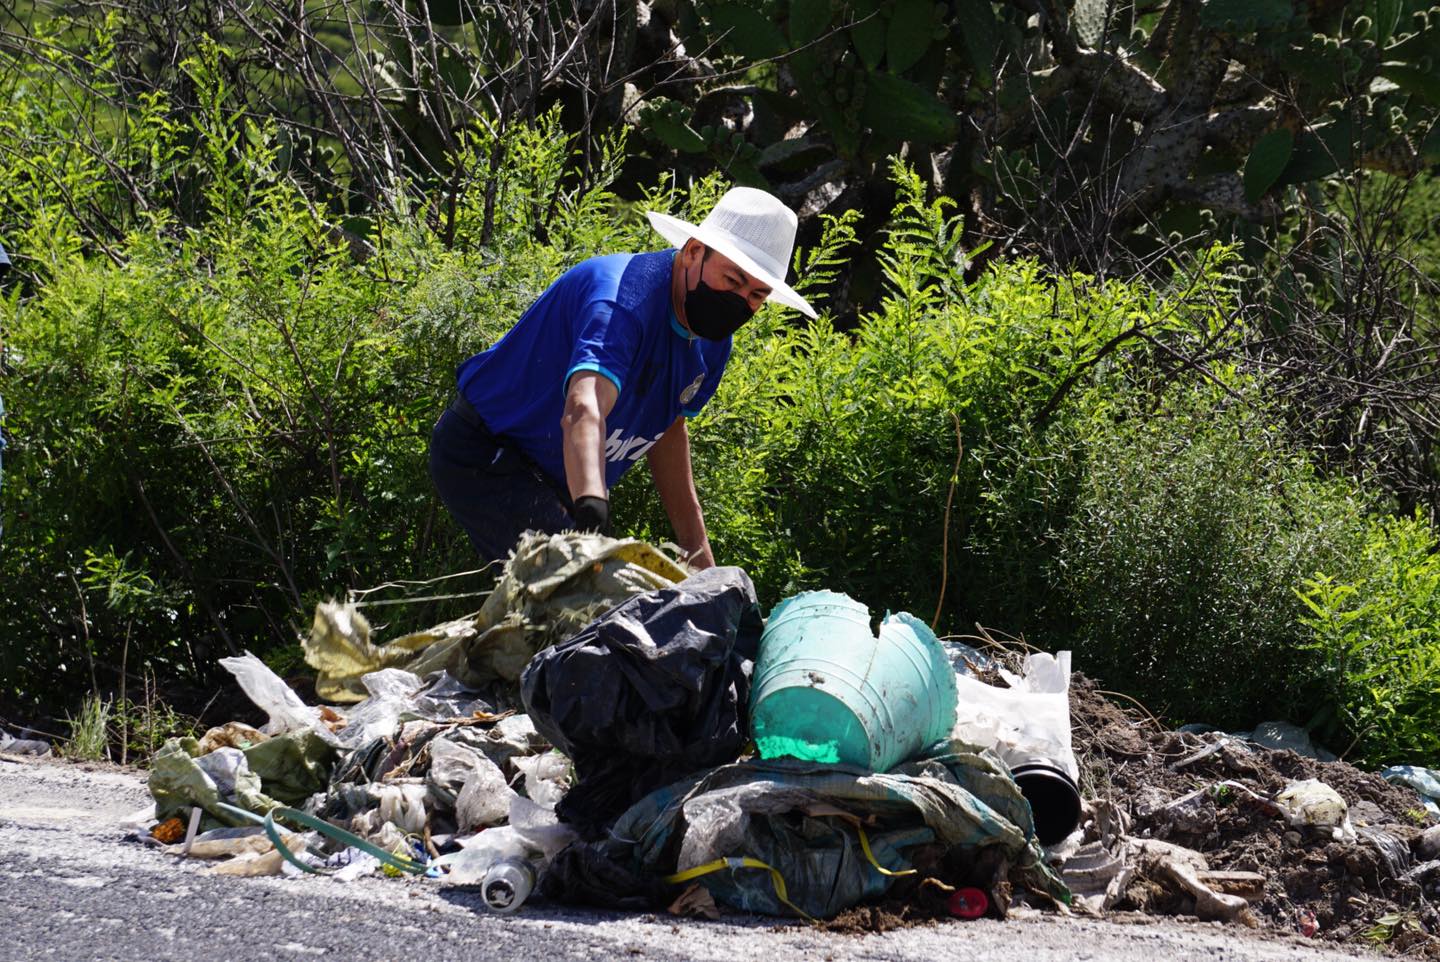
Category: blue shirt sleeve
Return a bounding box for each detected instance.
[564,300,642,398]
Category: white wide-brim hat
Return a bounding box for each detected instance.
[647,186,817,319]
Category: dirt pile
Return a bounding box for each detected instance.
[1071,674,1440,955]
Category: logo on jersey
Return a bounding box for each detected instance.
[604,428,665,463]
[679,374,704,406]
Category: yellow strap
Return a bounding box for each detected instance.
[855,825,917,878]
[662,823,912,920]
[664,856,814,921]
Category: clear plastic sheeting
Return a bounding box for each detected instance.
[305,532,690,702]
[454,751,517,831]
[1382,765,1440,816]
[218,652,339,744]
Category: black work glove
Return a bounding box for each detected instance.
[572,495,612,535]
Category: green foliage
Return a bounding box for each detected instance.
[5,21,1440,775]
[1300,513,1440,766]
[111,690,201,765]
[0,76,650,711]
[1054,387,1373,725]
[625,164,1258,635]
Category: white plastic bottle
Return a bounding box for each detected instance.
[481,856,536,913]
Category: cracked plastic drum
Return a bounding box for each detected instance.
[749,591,958,772]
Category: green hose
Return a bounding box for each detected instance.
[213,802,427,876]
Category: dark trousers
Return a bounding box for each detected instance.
[429,396,575,562]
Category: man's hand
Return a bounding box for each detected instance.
[681,539,716,570]
[572,495,611,534]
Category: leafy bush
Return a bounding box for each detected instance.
[624,163,1255,634]
[1053,387,1373,726]
[1301,513,1440,767]
[0,91,666,712]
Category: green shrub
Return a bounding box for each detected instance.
[1053,386,1372,726]
[1300,513,1440,767]
[0,96,665,712]
[620,162,1253,636]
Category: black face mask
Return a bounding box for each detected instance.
[684,250,755,341]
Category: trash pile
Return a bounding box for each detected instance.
[1064,674,1440,955]
[126,529,1440,953]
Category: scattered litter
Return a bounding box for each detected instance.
[543,749,1067,920]
[480,856,536,912]
[279,847,383,882]
[169,825,302,859]
[0,728,51,756]
[208,847,292,877]
[951,651,1081,845]
[1069,672,1439,954]
[305,533,689,702]
[113,532,1438,952]
[1247,722,1337,762]
[948,887,989,919]
[181,806,202,854]
[149,816,186,844]
[668,882,721,919]
[512,751,571,811]
[438,827,529,885]
[454,753,516,830]
[149,738,277,826]
[1383,765,1440,816]
[219,653,337,743]
[1275,779,1356,841]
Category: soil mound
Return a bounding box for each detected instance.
[1071,674,1440,955]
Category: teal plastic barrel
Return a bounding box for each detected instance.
[749,591,958,772]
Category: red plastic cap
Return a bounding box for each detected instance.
[947,887,990,919]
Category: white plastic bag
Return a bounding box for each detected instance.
[194,747,250,800]
[456,753,518,831]
[374,782,429,835]
[507,795,578,860]
[219,651,337,743]
[438,796,575,885]
[438,826,529,885]
[951,650,1078,780]
[1276,779,1356,841]
[512,750,572,811]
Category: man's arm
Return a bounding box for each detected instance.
[647,417,716,569]
[561,372,618,505]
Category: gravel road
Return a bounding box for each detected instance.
[1,755,1375,962]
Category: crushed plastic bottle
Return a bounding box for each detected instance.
[482,856,536,913]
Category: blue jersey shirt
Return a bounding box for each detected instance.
[457,250,732,491]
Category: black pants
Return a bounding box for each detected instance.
[429,396,575,562]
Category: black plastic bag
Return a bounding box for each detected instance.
[520,565,763,836]
[539,839,669,910]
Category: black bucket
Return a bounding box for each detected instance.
[1011,761,1082,846]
